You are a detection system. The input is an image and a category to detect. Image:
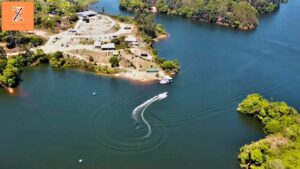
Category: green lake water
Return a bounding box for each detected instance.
[0,0,299,168]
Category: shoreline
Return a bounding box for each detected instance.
[95,71,158,84]
[154,33,169,42]
[237,94,300,168]
[3,86,27,96]
[39,12,176,84]
[1,2,177,90]
[2,66,159,94]
[120,7,258,31]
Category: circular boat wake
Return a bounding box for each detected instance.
[132,92,168,138]
[91,94,167,153]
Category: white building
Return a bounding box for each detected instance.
[141,51,148,57]
[113,51,119,56]
[125,35,138,46]
[101,43,115,50]
[94,41,102,48]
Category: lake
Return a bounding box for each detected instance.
[0,0,299,168]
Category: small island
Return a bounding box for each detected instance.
[0,0,179,89]
[237,94,300,169]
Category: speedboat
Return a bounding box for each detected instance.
[158,92,168,99]
[159,79,168,84]
[163,75,173,82]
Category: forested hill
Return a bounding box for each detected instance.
[119,0,287,30]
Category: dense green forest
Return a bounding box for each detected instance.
[119,0,286,30]
[0,31,44,49]
[0,49,118,87]
[237,94,300,169]
[0,48,48,87]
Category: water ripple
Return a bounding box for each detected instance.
[90,95,166,153]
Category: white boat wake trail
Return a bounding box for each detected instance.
[132,92,168,138]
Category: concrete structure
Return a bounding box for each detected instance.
[146,68,159,73]
[141,51,148,57]
[113,51,119,56]
[125,35,138,46]
[125,36,137,43]
[124,26,132,30]
[94,41,102,48]
[77,10,98,18]
[82,17,90,23]
[101,43,115,50]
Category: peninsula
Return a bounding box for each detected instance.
[0,0,179,88]
[40,10,178,82]
[237,94,300,169]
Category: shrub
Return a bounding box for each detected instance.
[109,56,119,67]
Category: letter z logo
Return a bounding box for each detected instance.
[12,7,24,22]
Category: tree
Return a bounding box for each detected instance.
[161,60,180,72]
[0,46,6,59]
[232,1,258,28]
[265,119,281,133]
[6,58,21,68]
[266,159,284,169]
[120,0,146,10]
[237,94,267,115]
[134,10,157,38]
[53,51,63,59]
[0,67,20,87]
[238,94,300,169]
[0,59,6,72]
[250,149,264,165]
[156,0,169,13]
[0,57,22,87]
[109,56,119,67]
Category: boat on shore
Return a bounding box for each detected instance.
[159,75,173,84]
[159,79,169,84]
